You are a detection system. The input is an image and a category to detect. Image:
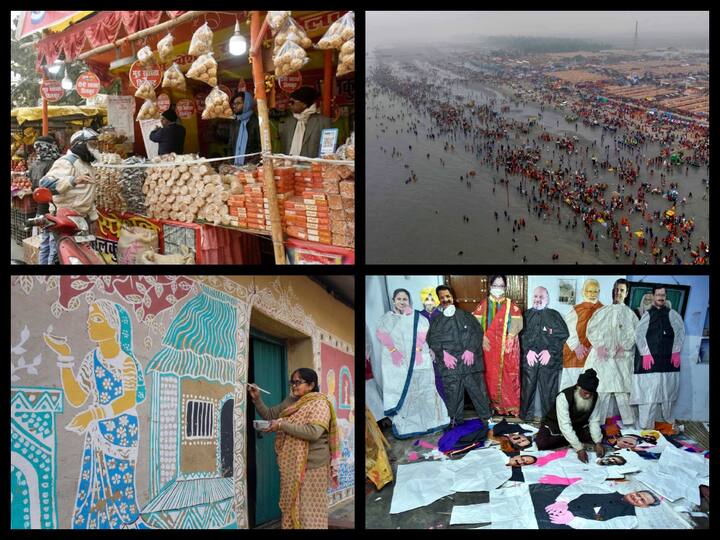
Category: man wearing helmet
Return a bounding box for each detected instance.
[39,128,100,262]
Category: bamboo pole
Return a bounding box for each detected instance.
[76,11,207,61]
[322,50,333,117]
[251,10,286,265]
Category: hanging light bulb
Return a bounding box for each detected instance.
[228,19,247,56]
[61,72,73,90]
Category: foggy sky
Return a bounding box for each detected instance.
[367,11,709,46]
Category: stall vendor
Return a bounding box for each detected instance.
[279,86,332,158]
[150,108,186,155]
[228,91,261,165]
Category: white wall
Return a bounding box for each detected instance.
[627,275,709,422]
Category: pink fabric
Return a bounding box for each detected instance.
[461,350,474,366]
[642,354,655,371]
[407,451,419,462]
[545,501,568,514]
[376,329,394,349]
[391,350,404,367]
[548,508,575,524]
[416,331,427,347]
[35,11,188,73]
[539,474,581,486]
[671,352,681,368]
[417,440,436,450]
[526,350,537,366]
[536,448,569,467]
[443,351,457,369]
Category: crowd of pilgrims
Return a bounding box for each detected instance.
[369,63,709,265]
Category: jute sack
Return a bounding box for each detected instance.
[118,226,159,265]
[138,245,194,264]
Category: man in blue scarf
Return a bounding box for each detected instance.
[229,91,261,165]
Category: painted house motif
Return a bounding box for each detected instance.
[11,387,63,529]
[142,286,239,529]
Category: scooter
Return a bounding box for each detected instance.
[24,187,105,265]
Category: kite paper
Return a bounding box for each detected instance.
[636,444,709,506]
[449,503,492,525]
[447,447,512,492]
[389,460,454,514]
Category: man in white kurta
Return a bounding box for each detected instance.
[583,279,639,427]
[630,286,686,430]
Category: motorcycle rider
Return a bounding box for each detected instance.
[39,128,100,263]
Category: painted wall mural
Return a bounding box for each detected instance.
[320,342,355,504]
[11,276,354,529]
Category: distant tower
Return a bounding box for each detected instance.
[633,21,638,50]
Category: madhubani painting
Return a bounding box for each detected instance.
[11,275,354,529]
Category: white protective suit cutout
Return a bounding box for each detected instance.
[583,301,639,425]
[375,308,449,438]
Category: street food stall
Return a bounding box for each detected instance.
[23,10,355,265]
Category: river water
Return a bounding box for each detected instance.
[366,59,709,265]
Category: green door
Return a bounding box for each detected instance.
[248,333,287,527]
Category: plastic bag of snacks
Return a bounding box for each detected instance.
[134,80,157,101]
[137,45,155,65]
[337,38,354,76]
[201,87,233,119]
[273,17,312,51]
[187,53,218,87]
[273,40,308,77]
[136,100,160,121]
[266,11,291,32]
[316,11,354,49]
[157,33,175,63]
[188,21,213,56]
[162,63,187,91]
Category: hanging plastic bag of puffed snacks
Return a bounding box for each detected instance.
[316,11,354,49]
[201,87,233,120]
[157,33,175,63]
[134,80,157,101]
[162,63,187,91]
[186,53,218,87]
[188,21,213,56]
[137,45,155,65]
[266,11,291,32]
[273,17,312,51]
[273,40,308,77]
[337,38,354,76]
[136,99,160,121]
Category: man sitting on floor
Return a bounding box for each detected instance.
[536,369,605,463]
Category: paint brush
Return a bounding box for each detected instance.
[248,383,271,395]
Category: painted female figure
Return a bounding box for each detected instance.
[375,288,449,438]
[44,300,146,529]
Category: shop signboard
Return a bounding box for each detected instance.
[107,95,136,142]
[157,93,170,112]
[278,72,303,93]
[75,72,101,99]
[129,60,163,89]
[40,79,64,102]
[176,99,195,119]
